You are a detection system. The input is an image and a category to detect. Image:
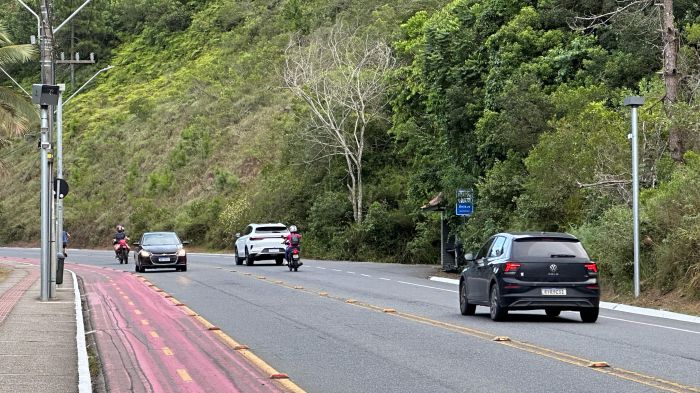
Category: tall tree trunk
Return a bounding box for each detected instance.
[662,0,683,161]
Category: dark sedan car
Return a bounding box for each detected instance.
[459,232,600,322]
[133,232,188,273]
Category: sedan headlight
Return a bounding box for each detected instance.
[140,250,151,257]
[177,248,186,257]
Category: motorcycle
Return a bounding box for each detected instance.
[114,239,130,264]
[283,240,303,272]
[288,247,302,271]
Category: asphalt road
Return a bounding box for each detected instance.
[3,247,699,393]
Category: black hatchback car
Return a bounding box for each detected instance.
[459,232,600,322]
[133,232,188,273]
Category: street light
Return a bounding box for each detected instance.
[63,65,113,105]
[52,64,114,295]
[0,66,31,98]
[624,96,644,298]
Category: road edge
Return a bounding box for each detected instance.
[69,269,93,392]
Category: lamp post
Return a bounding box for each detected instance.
[624,96,644,298]
[53,65,114,290]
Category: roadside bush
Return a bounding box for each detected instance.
[643,152,700,297]
[571,206,635,292]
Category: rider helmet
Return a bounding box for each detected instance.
[289,225,298,233]
[116,225,124,233]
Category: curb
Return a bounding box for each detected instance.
[69,269,93,393]
[428,276,700,324]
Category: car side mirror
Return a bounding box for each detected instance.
[235,233,241,238]
[182,241,190,246]
[464,252,474,261]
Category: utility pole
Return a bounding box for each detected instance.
[39,0,55,301]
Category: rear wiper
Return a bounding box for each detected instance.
[550,254,576,258]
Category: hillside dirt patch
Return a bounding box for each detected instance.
[428,266,700,317]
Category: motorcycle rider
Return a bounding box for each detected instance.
[113,225,130,258]
[284,225,302,265]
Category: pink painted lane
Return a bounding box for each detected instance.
[70,263,289,393]
[0,258,40,324]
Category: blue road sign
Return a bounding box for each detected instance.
[456,188,474,216]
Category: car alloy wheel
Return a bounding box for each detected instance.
[489,284,507,321]
[234,247,243,265]
[459,281,476,316]
[245,249,254,266]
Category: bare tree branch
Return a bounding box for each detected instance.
[283,23,395,223]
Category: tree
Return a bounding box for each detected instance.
[0,22,36,142]
[573,0,684,161]
[283,23,395,224]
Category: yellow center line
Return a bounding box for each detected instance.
[141,319,149,325]
[150,331,159,338]
[230,269,700,393]
[176,369,192,382]
[134,309,142,315]
[162,347,173,356]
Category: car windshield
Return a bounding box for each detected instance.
[255,226,287,233]
[142,233,180,246]
[512,238,588,259]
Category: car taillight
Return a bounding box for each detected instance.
[504,262,521,273]
[585,263,598,273]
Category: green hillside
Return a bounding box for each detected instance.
[2,0,700,300]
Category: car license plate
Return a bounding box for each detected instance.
[542,288,566,296]
[269,248,280,252]
[159,257,170,262]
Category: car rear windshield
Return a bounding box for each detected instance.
[255,226,288,233]
[143,233,180,246]
[512,238,589,259]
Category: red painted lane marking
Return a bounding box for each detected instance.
[0,260,39,325]
[70,263,287,393]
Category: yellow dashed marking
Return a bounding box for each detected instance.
[141,320,149,326]
[162,347,173,356]
[134,310,142,315]
[229,268,699,393]
[123,296,129,299]
[150,331,159,338]
[177,369,192,382]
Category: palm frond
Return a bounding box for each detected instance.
[0,44,38,65]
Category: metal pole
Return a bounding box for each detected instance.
[53,86,65,296]
[39,106,50,301]
[624,96,644,298]
[53,0,93,33]
[64,65,113,105]
[39,0,55,301]
[56,87,64,249]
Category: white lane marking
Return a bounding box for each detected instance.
[600,316,700,335]
[361,274,371,277]
[379,278,391,281]
[315,267,326,270]
[347,271,356,274]
[397,281,458,293]
[332,269,342,272]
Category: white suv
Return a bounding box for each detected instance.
[234,223,289,266]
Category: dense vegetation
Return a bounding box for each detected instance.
[1,0,700,299]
